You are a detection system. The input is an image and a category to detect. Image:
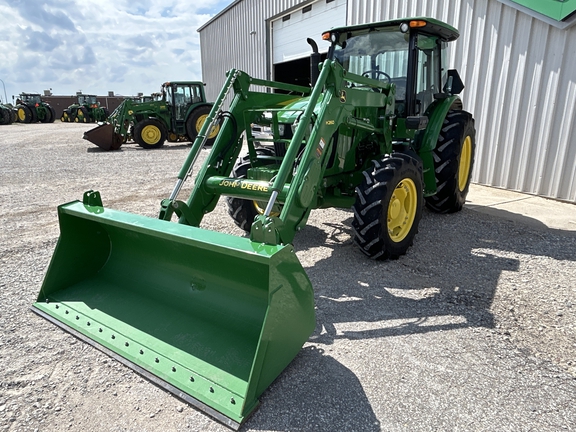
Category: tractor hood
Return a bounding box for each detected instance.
[277,93,326,125]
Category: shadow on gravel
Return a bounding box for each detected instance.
[245,205,576,431]
[86,143,191,152]
[294,206,576,347]
[244,346,380,432]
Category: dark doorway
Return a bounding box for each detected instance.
[273,53,327,92]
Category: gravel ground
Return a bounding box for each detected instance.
[1,122,575,431]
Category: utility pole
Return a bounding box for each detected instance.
[0,78,7,104]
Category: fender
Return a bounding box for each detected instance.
[417,95,462,195]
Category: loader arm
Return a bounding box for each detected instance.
[165,60,395,246]
[253,61,395,245]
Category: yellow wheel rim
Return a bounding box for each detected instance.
[196,114,220,139]
[142,125,161,145]
[17,108,26,121]
[458,136,472,192]
[253,201,281,217]
[387,178,418,243]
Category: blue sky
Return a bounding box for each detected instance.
[0,0,235,103]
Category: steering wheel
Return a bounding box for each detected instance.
[362,70,391,83]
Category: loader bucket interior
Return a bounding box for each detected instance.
[32,199,315,428]
[83,123,123,150]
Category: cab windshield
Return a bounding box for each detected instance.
[79,95,97,105]
[332,28,409,101]
[22,94,42,104]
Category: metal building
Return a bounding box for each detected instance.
[199,0,576,202]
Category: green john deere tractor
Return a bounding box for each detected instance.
[61,94,109,123]
[32,17,475,429]
[15,93,56,123]
[83,81,218,150]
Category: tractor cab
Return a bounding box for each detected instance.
[324,18,463,121]
[19,93,43,106]
[164,82,205,120]
[163,81,209,136]
[78,94,99,108]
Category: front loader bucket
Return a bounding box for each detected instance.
[32,198,315,429]
[83,123,123,150]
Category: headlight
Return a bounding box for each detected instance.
[278,124,285,136]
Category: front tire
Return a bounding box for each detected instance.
[133,118,167,149]
[353,153,423,260]
[425,110,476,213]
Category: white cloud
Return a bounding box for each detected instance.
[0,0,235,103]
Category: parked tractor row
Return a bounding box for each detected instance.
[60,94,109,123]
[1,92,159,125]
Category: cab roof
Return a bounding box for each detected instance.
[325,17,459,42]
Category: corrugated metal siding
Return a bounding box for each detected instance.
[200,0,576,202]
[199,0,310,101]
[348,0,576,202]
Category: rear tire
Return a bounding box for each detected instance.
[186,105,220,146]
[226,148,277,232]
[134,118,167,149]
[425,110,476,213]
[48,106,56,123]
[0,107,12,125]
[352,153,423,260]
[40,106,52,123]
[17,105,35,123]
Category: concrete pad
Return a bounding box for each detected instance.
[466,184,576,232]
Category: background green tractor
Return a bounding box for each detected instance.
[15,93,56,123]
[84,81,218,150]
[61,94,109,123]
[33,17,476,429]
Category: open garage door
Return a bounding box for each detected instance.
[272,0,346,87]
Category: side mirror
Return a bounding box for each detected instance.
[443,69,465,95]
